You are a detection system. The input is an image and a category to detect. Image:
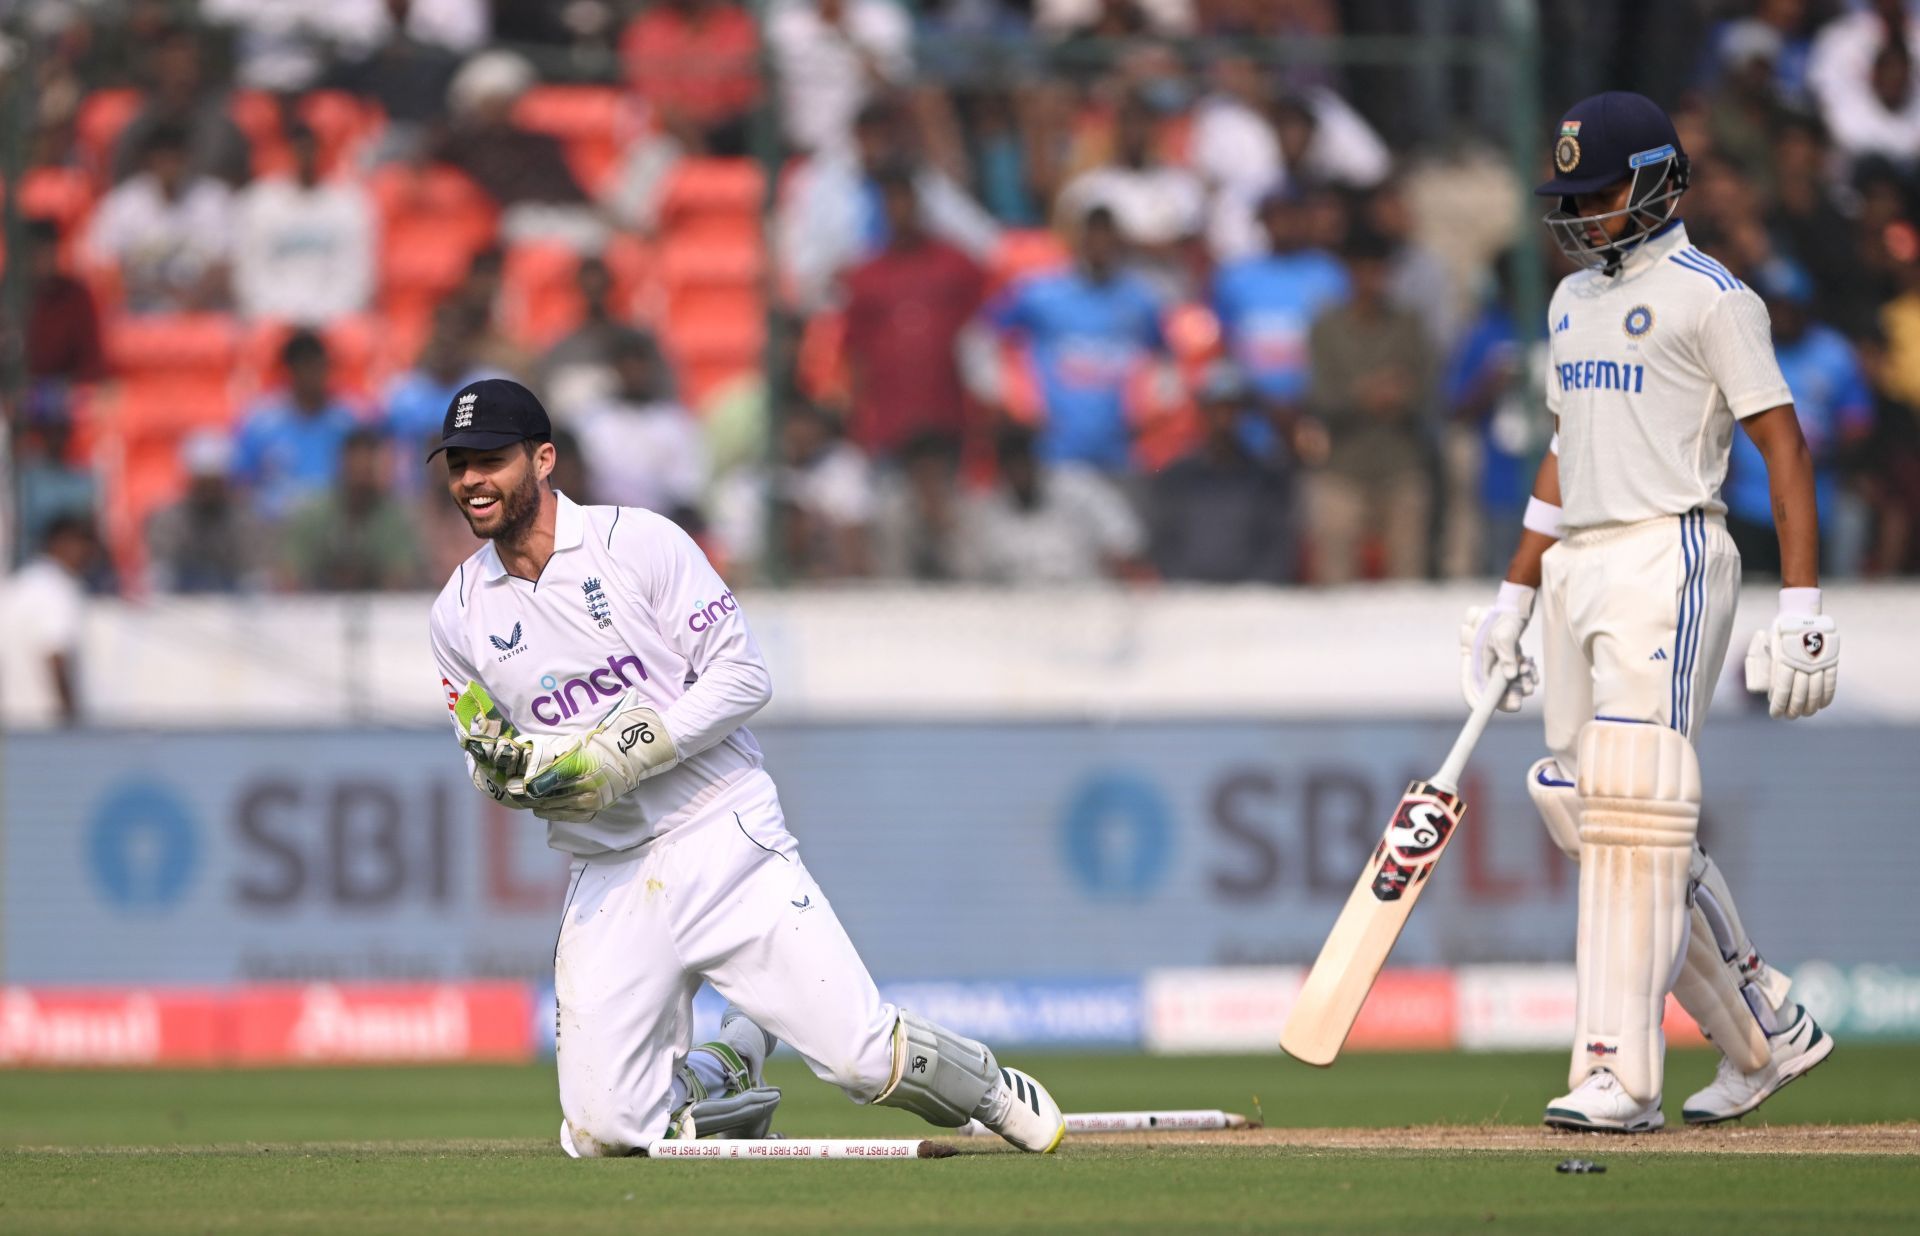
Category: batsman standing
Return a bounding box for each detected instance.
[1461,93,1839,1132]
[426,379,1065,1155]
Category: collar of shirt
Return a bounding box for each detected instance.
[1616,218,1688,279]
[476,490,587,582]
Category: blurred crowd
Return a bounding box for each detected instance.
[7,0,1920,608]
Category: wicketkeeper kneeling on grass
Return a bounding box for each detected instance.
[426,378,1065,1156]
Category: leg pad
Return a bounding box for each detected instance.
[1572,721,1701,1103]
[873,1010,998,1128]
[1671,848,1782,1071]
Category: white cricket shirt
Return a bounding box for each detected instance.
[0,557,86,728]
[1545,222,1793,530]
[429,493,771,857]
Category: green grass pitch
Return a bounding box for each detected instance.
[2,1047,1916,1234]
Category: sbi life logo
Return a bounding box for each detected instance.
[87,780,200,912]
[1060,771,1172,900]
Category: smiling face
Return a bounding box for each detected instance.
[445,441,553,542]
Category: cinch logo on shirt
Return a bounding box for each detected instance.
[1557,359,1646,393]
[688,592,739,633]
[529,654,649,725]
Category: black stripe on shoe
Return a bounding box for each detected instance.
[1017,1072,1040,1115]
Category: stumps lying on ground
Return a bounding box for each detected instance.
[647,1138,958,1160]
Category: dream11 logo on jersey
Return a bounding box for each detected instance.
[529,654,649,725]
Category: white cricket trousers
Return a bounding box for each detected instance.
[1540,509,1741,766]
[554,770,898,1154]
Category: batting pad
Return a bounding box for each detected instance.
[1671,848,1772,1072]
[1573,721,1700,1103]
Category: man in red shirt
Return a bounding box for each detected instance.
[621,0,760,156]
[840,167,988,460]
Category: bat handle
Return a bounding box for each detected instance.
[1430,671,1512,795]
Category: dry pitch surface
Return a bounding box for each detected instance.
[1004,1120,1920,1156]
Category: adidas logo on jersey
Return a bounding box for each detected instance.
[1553,313,1571,334]
[1650,648,1668,661]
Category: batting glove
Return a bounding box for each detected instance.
[1744,588,1839,719]
[1460,581,1539,713]
[522,689,681,822]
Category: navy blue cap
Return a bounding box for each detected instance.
[1535,92,1684,198]
[426,377,551,459]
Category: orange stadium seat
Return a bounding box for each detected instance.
[603,234,654,319]
[17,166,97,235]
[106,313,240,377]
[1165,302,1222,368]
[378,166,498,324]
[230,90,290,178]
[991,229,1070,291]
[78,260,124,314]
[660,160,763,223]
[512,86,629,195]
[102,316,241,455]
[664,312,765,406]
[98,371,237,442]
[237,316,385,400]
[372,164,498,240]
[795,309,848,406]
[230,91,285,146]
[660,237,762,321]
[300,91,386,168]
[75,89,142,177]
[673,213,762,258]
[121,435,189,520]
[381,308,436,374]
[501,242,586,349]
[250,93,387,179]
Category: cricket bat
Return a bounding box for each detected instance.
[1279,672,1512,1066]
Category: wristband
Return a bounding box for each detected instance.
[1522,496,1564,538]
[1778,587,1821,618]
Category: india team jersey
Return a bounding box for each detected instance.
[1546,222,1792,529]
[429,494,770,857]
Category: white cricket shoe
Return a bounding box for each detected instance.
[979,1066,1066,1153]
[1543,1069,1665,1134]
[1682,1004,1834,1126]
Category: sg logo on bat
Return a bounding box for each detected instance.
[1370,782,1463,903]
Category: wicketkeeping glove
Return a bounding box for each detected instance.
[452,681,537,810]
[520,688,682,823]
[1460,581,1540,713]
[1744,588,1839,719]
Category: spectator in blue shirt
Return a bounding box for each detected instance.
[1443,253,1538,576]
[231,329,362,521]
[1210,189,1350,456]
[1724,258,1875,576]
[987,206,1167,472]
[383,302,489,493]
